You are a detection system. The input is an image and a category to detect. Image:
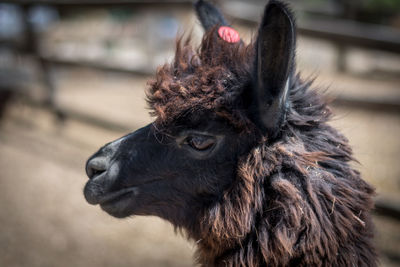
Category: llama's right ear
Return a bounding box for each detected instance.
[249,0,295,140]
[194,0,229,30]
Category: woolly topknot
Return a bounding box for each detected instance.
[146,28,253,128]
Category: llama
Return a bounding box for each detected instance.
[84,0,377,266]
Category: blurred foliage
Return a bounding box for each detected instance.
[303,0,400,25]
[356,0,400,25]
[364,0,400,10]
[108,8,134,22]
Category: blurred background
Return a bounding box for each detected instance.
[0,0,399,266]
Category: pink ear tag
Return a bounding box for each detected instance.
[218,26,240,43]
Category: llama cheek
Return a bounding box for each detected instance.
[129,149,138,158]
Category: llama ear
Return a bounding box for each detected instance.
[194,0,229,30]
[251,0,295,140]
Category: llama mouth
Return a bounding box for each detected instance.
[98,187,138,205]
[98,178,162,206]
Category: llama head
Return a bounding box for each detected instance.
[84,2,378,265]
[84,0,295,225]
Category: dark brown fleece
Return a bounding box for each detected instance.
[147,29,377,267]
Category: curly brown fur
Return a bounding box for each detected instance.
[146,28,377,266]
[147,29,254,131]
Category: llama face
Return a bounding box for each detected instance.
[85,0,294,223]
[84,110,256,220]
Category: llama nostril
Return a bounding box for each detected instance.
[86,158,108,179]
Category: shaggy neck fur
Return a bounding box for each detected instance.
[147,31,377,267]
[194,76,376,266]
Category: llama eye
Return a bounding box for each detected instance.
[186,135,215,151]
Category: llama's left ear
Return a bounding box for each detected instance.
[194,0,229,30]
[250,0,295,140]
